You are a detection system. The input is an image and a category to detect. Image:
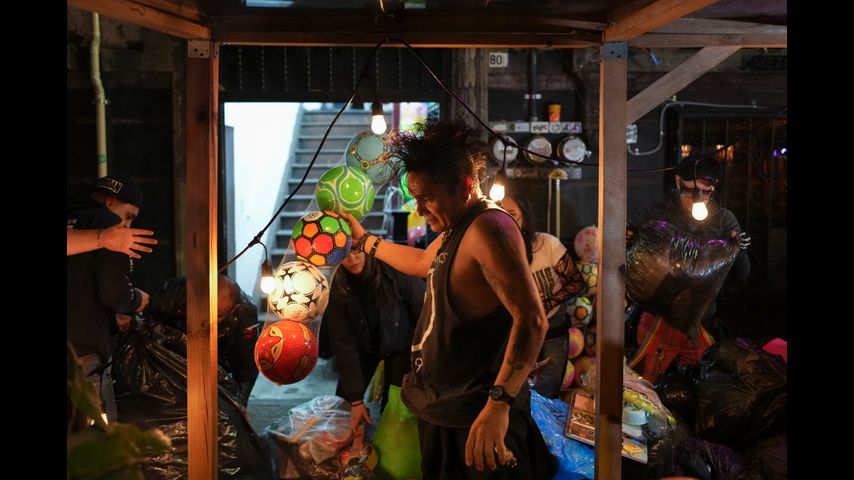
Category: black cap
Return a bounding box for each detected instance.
[675,156,722,183]
[91,175,144,208]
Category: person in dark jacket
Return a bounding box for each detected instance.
[67,174,150,422]
[626,155,751,383]
[325,250,425,434]
[145,274,260,406]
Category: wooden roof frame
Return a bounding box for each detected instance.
[66,1,786,478]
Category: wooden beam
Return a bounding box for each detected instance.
[68,0,210,39]
[603,0,718,42]
[626,46,739,124]
[214,31,599,48]
[631,33,786,48]
[185,41,219,480]
[206,11,605,35]
[595,42,628,480]
[608,0,656,23]
[652,18,788,35]
[131,0,202,21]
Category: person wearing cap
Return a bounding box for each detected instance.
[625,156,751,383]
[67,174,151,422]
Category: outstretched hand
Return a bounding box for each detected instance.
[101,222,158,258]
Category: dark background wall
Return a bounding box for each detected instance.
[67,9,181,294]
[67,7,787,339]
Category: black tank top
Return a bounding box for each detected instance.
[401,197,527,427]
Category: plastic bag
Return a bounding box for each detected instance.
[694,338,787,450]
[581,359,677,440]
[744,435,786,480]
[672,435,745,480]
[626,220,740,338]
[112,326,273,480]
[529,389,594,479]
[371,385,422,480]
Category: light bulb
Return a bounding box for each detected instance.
[691,198,708,221]
[260,260,275,294]
[489,183,505,201]
[489,168,507,201]
[371,101,387,134]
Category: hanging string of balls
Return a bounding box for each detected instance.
[253,129,406,385]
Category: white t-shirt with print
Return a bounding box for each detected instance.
[529,232,568,319]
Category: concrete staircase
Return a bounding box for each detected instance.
[271,106,389,268]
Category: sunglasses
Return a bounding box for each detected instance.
[679,185,714,198]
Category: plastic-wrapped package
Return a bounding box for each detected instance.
[581,359,677,436]
[268,395,353,465]
[626,220,740,338]
[529,389,594,479]
[695,338,787,450]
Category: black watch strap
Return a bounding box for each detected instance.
[489,385,515,405]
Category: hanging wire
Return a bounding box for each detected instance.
[220,38,788,272]
[219,39,386,272]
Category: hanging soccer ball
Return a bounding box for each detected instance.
[574,225,598,262]
[268,261,330,322]
[254,320,319,385]
[315,166,376,221]
[576,261,598,296]
[567,295,594,327]
[292,210,352,267]
[345,130,399,188]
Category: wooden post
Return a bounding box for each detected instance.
[595,41,628,480]
[185,39,219,480]
[450,48,489,139]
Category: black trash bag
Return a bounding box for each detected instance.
[626,220,740,338]
[694,338,787,451]
[673,435,745,480]
[743,435,786,480]
[655,364,700,429]
[112,326,274,480]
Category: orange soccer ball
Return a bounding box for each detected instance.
[254,320,318,385]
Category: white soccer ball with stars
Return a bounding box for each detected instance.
[267,261,330,322]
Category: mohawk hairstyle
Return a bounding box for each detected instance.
[391,121,488,194]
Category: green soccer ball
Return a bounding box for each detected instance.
[315,166,376,220]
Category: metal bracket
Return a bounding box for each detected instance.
[602,41,628,60]
[188,40,211,59]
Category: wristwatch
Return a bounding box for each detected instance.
[488,385,515,406]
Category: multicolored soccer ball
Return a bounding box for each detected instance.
[574,355,596,387]
[576,261,598,296]
[567,295,594,327]
[574,225,598,262]
[254,320,318,385]
[292,210,352,267]
[267,261,330,322]
[567,327,585,359]
[560,360,575,391]
[583,323,597,356]
[315,166,376,220]
[345,131,399,188]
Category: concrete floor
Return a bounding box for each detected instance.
[246,357,339,435]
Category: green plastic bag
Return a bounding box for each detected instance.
[371,385,422,479]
